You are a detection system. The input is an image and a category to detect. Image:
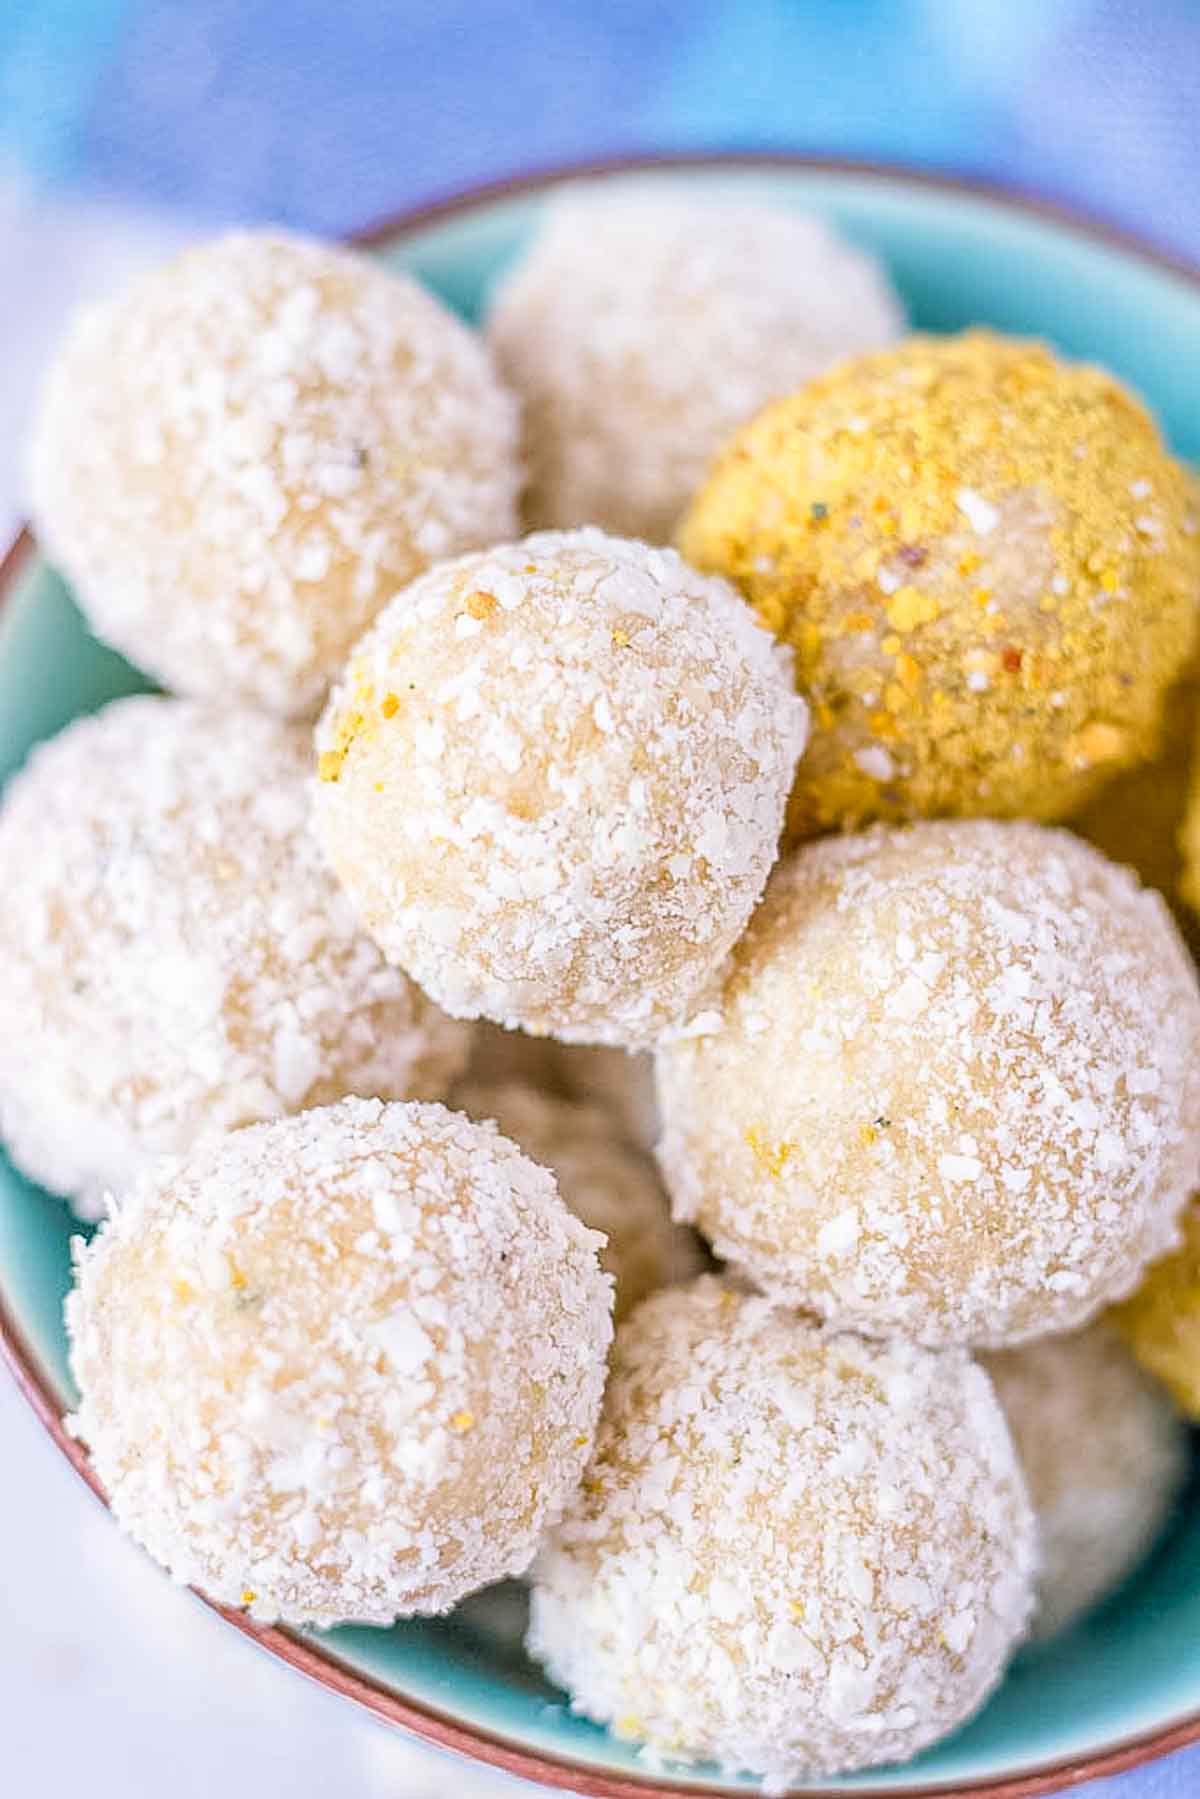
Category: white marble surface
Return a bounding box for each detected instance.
[0,181,1184,1799]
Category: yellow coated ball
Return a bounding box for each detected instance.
[679,331,1200,842]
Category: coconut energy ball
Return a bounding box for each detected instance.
[679,331,1200,842]
[488,190,901,542]
[0,696,469,1217]
[982,1326,1187,1641]
[1114,1195,1200,1417]
[656,821,1200,1347]
[454,1082,702,1321]
[529,1278,1035,1783]
[315,530,807,1047]
[67,1098,613,1626]
[29,230,521,716]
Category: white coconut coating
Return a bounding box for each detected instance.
[657,821,1200,1347]
[0,697,469,1218]
[315,529,808,1047]
[453,1082,702,1321]
[529,1277,1035,1783]
[982,1324,1187,1641]
[67,1098,614,1627]
[487,190,901,541]
[28,230,521,716]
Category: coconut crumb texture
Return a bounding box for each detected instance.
[452,1081,702,1321]
[529,1277,1035,1784]
[315,529,808,1047]
[0,696,470,1218]
[66,1098,613,1627]
[656,820,1200,1347]
[678,330,1200,842]
[486,188,902,543]
[1114,1193,1200,1417]
[983,1323,1187,1642]
[27,229,521,716]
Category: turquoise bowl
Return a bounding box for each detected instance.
[3,156,1200,1799]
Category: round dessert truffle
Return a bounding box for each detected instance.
[454,1081,702,1320]
[315,529,807,1047]
[67,1098,613,1626]
[29,230,521,716]
[552,1044,659,1154]
[487,190,901,542]
[529,1277,1035,1783]
[679,331,1200,842]
[656,821,1200,1347]
[1114,1195,1200,1417]
[0,696,469,1217]
[982,1325,1186,1641]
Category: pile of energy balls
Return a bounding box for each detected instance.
[4,186,1200,1789]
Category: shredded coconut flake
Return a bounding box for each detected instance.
[28,230,521,715]
[67,1098,613,1626]
[487,189,901,542]
[452,1080,701,1322]
[315,529,808,1047]
[529,1278,1035,1783]
[0,697,470,1216]
[656,820,1200,1346]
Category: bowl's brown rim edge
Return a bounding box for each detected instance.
[3,149,1200,1798]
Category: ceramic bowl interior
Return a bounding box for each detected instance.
[3,157,1200,1799]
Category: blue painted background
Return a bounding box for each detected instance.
[2,0,1199,257]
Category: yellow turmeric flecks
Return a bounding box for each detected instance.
[745,1127,794,1178]
[679,331,1199,841]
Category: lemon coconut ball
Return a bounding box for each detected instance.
[656,820,1200,1347]
[67,1098,613,1626]
[1114,1195,1200,1417]
[982,1325,1186,1641]
[679,331,1200,842]
[529,1277,1035,1784]
[487,190,901,542]
[0,697,469,1218]
[454,1081,702,1321]
[29,230,521,716]
[315,529,808,1047]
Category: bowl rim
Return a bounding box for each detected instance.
[3,148,1200,1799]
